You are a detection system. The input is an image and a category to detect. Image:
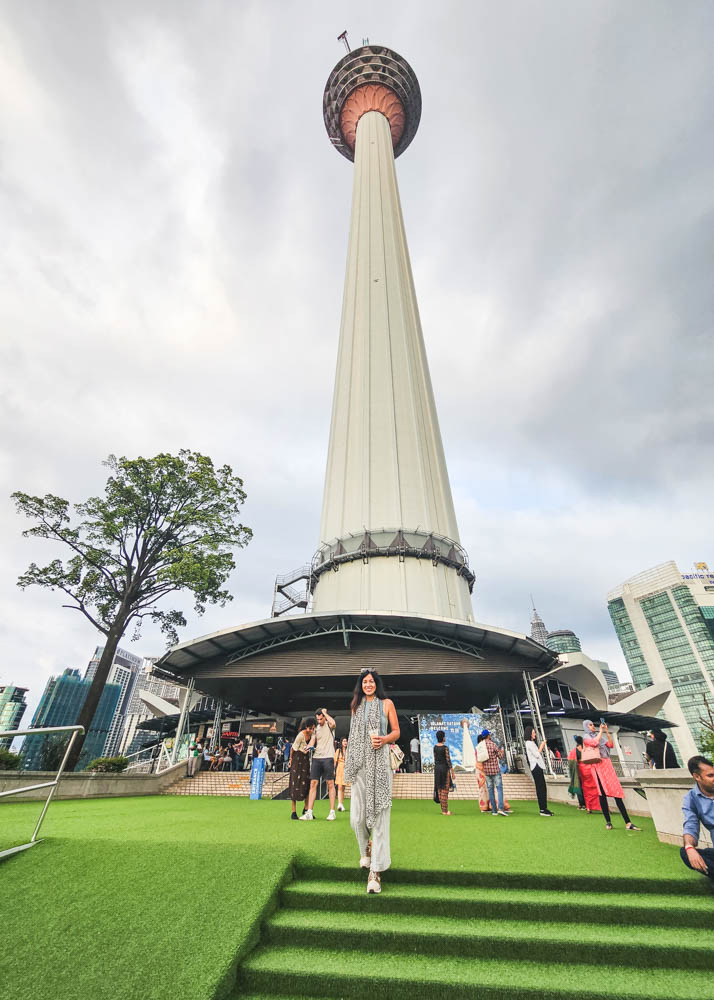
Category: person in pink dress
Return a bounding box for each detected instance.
[583,720,640,831]
[570,735,600,812]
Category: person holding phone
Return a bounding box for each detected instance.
[344,669,400,894]
[300,708,337,821]
[583,720,640,831]
[525,728,553,817]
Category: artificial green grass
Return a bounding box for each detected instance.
[266,907,714,969]
[281,878,714,924]
[1,796,711,1000]
[237,945,714,1000]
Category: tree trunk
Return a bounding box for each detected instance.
[64,623,126,772]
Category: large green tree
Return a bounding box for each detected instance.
[13,450,251,770]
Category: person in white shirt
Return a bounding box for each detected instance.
[409,735,421,771]
[300,708,337,821]
[525,728,554,817]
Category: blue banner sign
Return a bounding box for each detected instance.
[418,712,504,773]
[250,757,266,799]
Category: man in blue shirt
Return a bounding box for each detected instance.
[681,754,714,881]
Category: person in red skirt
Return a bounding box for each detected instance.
[583,720,640,831]
[568,735,601,812]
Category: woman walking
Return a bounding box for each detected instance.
[433,730,455,815]
[525,728,554,817]
[583,720,640,831]
[344,669,400,895]
[288,720,315,820]
[334,737,348,812]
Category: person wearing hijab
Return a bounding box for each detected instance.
[583,720,640,831]
[567,735,600,812]
[646,728,678,769]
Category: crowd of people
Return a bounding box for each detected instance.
[186,735,296,775]
[187,678,714,894]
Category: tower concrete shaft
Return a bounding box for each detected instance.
[313,60,474,622]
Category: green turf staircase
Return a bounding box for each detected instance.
[232,862,714,1000]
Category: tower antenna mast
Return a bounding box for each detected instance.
[337,30,350,53]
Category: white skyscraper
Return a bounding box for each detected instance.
[608,560,714,759]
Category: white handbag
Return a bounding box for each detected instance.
[476,740,489,763]
[389,744,405,771]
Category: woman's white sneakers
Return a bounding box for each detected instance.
[337,803,345,812]
[367,870,381,894]
[326,809,336,821]
[360,855,371,868]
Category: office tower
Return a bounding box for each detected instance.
[21,668,121,770]
[529,604,549,647]
[85,645,143,758]
[608,560,714,756]
[595,663,620,689]
[546,629,582,654]
[0,685,28,748]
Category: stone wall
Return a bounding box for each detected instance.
[0,761,186,800]
[632,768,713,847]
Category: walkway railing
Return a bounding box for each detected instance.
[0,724,84,861]
[124,742,177,775]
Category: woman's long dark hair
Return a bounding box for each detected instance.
[350,668,387,713]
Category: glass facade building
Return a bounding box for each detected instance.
[0,685,28,748]
[607,561,714,757]
[85,645,143,758]
[546,630,582,654]
[21,668,122,771]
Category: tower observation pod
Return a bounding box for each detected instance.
[314,46,475,622]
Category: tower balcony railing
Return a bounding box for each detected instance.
[311,527,476,593]
[0,724,84,861]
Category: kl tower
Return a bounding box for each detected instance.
[313,45,475,623]
[159,45,558,720]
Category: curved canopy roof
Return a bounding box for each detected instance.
[157,611,559,716]
[159,610,557,675]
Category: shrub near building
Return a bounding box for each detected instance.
[0,747,21,770]
[83,756,129,773]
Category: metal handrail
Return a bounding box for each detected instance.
[0,724,85,861]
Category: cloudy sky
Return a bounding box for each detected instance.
[2,0,713,722]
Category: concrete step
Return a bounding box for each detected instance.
[164,771,290,797]
[164,769,536,800]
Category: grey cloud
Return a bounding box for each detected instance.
[2,0,713,713]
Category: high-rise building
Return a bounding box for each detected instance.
[0,685,28,748]
[546,629,582,654]
[85,645,143,758]
[608,560,714,756]
[21,668,122,770]
[118,658,215,755]
[529,605,549,647]
[595,662,620,689]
